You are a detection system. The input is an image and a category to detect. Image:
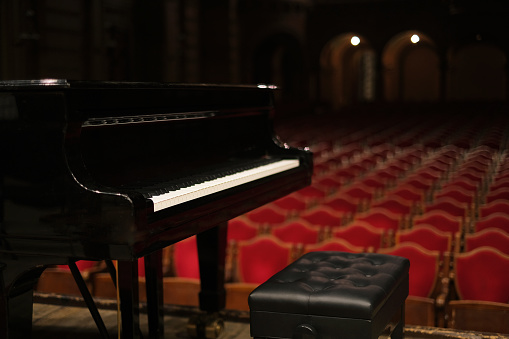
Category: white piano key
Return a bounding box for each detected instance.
[149,159,299,212]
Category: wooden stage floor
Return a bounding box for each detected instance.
[31,299,509,339]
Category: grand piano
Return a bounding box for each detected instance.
[0,80,313,338]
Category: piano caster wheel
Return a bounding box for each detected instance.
[187,313,224,339]
[205,317,224,339]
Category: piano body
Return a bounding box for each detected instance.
[0,80,312,338]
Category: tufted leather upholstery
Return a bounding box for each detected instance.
[249,251,409,339]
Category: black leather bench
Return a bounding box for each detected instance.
[249,251,409,339]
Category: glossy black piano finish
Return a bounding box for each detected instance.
[0,80,312,338]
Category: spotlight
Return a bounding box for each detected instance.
[351,36,360,46]
[411,34,420,44]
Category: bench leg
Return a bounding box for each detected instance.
[391,303,405,339]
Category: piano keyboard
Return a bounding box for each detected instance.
[149,159,300,212]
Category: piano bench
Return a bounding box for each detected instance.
[248,251,409,339]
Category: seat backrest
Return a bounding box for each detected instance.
[400,176,434,191]
[173,235,200,279]
[489,177,509,192]
[271,195,309,213]
[478,200,509,219]
[441,177,479,194]
[303,238,365,253]
[236,235,293,284]
[485,187,509,204]
[322,195,359,214]
[299,206,344,228]
[271,221,321,245]
[314,175,343,191]
[454,247,509,302]
[379,243,440,298]
[412,167,442,182]
[396,225,452,254]
[434,186,476,204]
[454,169,484,183]
[412,210,463,234]
[386,185,425,203]
[294,184,328,201]
[371,195,414,215]
[245,205,288,225]
[474,212,509,233]
[424,196,470,218]
[332,221,384,251]
[464,229,509,255]
[342,182,376,200]
[354,207,402,231]
[57,260,98,272]
[227,218,259,242]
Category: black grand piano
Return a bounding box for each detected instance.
[0,80,312,338]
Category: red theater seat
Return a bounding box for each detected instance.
[396,226,453,255]
[453,247,509,302]
[331,222,385,251]
[412,210,463,234]
[485,187,509,204]
[271,221,322,245]
[227,218,259,242]
[378,243,447,327]
[447,247,509,333]
[173,235,199,279]
[474,212,509,234]
[354,207,403,232]
[271,194,311,214]
[303,238,365,253]
[379,243,441,298]
[424,196,471,220]
[235,235,293,284]
[464,228,509,255]
[245,205,289,227]
[478,199,509,219]
[299,205,345,229]
[321,195,359,220]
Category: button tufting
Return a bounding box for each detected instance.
[249,251,409,339]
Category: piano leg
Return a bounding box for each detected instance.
[197,223,227,312]
[68,261,110,338]
[0,263,7,338]
[187,223,227,339]
[117,260,142,339]
[144,251,164,339]
[0,263,45,339]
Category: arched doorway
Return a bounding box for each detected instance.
[448,42,506,101]
[319,33,376,110]
[253,33,305,106]
[383,31,440,102]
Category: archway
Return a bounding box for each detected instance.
[253,33,305,106]
[319,33,376,110]
[383,31,440,102]
[448,42,506,101]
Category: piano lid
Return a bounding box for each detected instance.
[0,79,277,90]
[0,79,280,121]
